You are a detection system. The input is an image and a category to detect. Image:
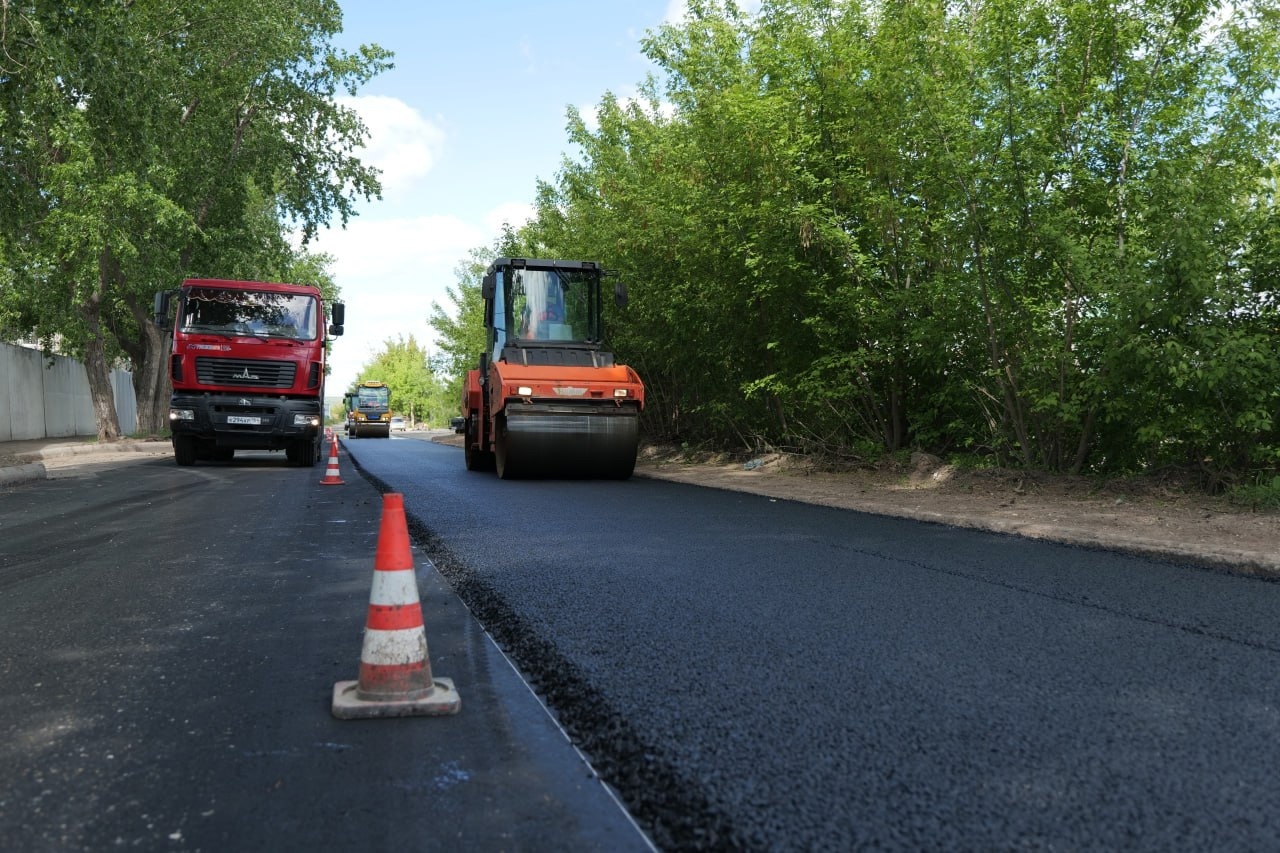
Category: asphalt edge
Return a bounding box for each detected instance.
[631,469,1280,581]
[338,440,668,850]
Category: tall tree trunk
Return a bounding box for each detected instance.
[81,253,122,442]
[117,292,172,436]
[129,322,171,436]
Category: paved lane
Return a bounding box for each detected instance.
[0,450,652,851]
[349,434,1280,850]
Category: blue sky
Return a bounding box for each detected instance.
[314,1,689,394]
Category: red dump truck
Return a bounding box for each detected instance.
[155,278,344,466]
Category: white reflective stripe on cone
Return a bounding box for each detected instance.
[361,627,428,663]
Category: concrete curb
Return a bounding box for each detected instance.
[0,440,170,487]
[0,461,47,487]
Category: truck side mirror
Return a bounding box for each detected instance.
[328,302,345,337]
[614,279,628,308]
[153,291,173,329]
[481,272,496,301]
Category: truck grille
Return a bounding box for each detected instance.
[195,357,296,389]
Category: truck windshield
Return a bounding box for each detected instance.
[357,385,389,408]
[510,268,595,343]
[179,288,318,340]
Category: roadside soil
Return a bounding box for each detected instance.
[16,433,1269,578]
[434,431,1276,576]
[628,444,1279,578]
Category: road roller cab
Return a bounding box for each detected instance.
[462,258,645,479]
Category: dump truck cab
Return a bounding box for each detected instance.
[156,278,343,467]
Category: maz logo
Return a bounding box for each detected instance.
[233,368,260,381]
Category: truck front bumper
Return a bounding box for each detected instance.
[170,393,322,450]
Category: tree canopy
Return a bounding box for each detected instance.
[351,335,455,428]
[432,0,1280,490]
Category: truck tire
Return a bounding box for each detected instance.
[174,435,197,466]
[286,438,317,467]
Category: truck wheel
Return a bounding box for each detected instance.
[174,435,197,466]
[302,437,319,467]
[285,439,314,466]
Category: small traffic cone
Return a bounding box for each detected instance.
[332,493,460,719]
[319,438,343,485]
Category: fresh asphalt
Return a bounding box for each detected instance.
[346,433,1280,851]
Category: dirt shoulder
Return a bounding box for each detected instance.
[430,431,1277,577]
[630,445,1279,579]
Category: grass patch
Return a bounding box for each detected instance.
[1227,472,1280,510]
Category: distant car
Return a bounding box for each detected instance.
[390,416,407,432]
[450,416,465,434]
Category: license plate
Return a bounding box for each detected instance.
[227,415,261,425]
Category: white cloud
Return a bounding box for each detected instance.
[338,95,445,197]
[312,201,538,392]
[311,213,484,391]
[577,100,602,133]
[318,214,483,281]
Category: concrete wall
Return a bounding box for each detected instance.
[0,342,138,441]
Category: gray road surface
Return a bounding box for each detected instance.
[0,448,652,852]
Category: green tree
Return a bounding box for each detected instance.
[427,227,545,416]
[511,0,1280,485]
[354,335,451,427]
[0,0,390,439]
[428,248,492,408]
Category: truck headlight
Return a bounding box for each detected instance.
[517,386,533,396]
[613,389,629,398]
[294,414,319,426]
[170,408,195,421]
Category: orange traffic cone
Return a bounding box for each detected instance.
[332,493,460,719]
[319,438,343,485]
